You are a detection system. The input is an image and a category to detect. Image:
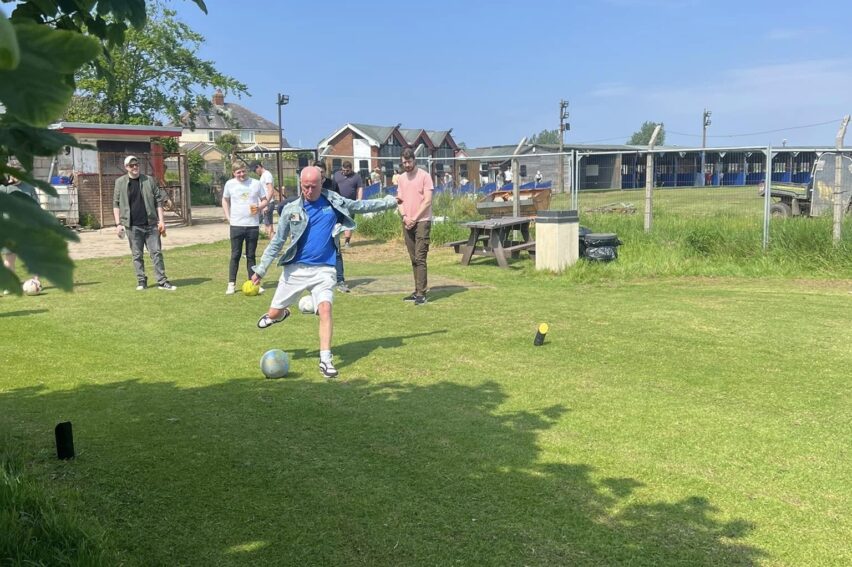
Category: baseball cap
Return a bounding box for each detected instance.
[249,160,262,170]
[124,155,139,166]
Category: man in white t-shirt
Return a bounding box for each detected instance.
[222,159,268,295]
[252,161,277,238]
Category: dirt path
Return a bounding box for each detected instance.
[69,206,229,261]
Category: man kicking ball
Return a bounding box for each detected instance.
[251,166,401,378]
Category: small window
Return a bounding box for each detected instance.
[332,159,341,171]
[239,131,255,143]
[207,130,222,142]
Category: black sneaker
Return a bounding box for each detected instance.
[414,295,428,306]
[257,308,290,329]
[402,293,417,301]
[158,282,177,291]
[319,359,339,378]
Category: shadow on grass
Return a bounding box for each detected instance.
[0,308,48,318]
[1,377,763,566]
[169,277,212,287]
[284,331,447,369]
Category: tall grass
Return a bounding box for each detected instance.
[0,446,113,565]
[357,192,852,279]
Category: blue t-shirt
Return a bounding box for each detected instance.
[291,195,338,266]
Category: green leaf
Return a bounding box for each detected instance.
[0,23,99,126]
[0,192,78,292]
[191,0,208,14]
[0,122,85,171]
[0,12,21,70]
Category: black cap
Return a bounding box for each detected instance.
[249,161,262,170]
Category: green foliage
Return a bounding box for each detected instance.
[0,0,209,293]
[529,128,560,145]
[67,3,246,125]
[0,446,112,564]
[79,212,101,230]
[153,136,179,153]
[628,121,665,145]
[216,133,240,160]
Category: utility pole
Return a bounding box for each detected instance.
[559,99,570,194]
[644,124,662,233]
[833,115,849,245]
[700,109,711,186]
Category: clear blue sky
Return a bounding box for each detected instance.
[175,0,852,149]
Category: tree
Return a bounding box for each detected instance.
[628,121,665,146]
[67,2,247,126]
[0,0,208,295]
[529,128,560,145]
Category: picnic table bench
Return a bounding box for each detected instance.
[449,216,535,268]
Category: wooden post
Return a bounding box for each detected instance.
[512,137,527,218]
[643,124,662,233]
[833,115,849,245]
[182,152,193,226]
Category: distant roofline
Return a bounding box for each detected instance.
[51,122,182,137]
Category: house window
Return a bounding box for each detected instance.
[460,164,468,178]
[239,131,255,143]
[332,159,342,171]
[207,130,222,142]
[358,160,369,180]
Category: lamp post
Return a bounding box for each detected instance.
[701,108,711,186]
[276,93,289,150]
[276,93,289,198]
[559,99,570,194]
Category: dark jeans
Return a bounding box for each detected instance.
[335,247,345,283]
[403,220,431,296]
[229,225,260,282]
[127,224,167,285]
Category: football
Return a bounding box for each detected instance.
[22,278,42,296]
[298,294,315,315]
[242,280,260,296]
[260,349,289,379]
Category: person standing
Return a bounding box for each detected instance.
[112,155,176,291]
[316,162,349,293]
[252,161,277,238]
[534,170,543,186]
[396,148,433,306]
[331,160,363,248]
[252,166,401,379]
[222,159,268,295]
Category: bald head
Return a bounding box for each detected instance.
[300,166,323,201]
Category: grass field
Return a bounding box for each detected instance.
[2,233,851,565]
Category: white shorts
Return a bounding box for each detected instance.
[270,263,335,311]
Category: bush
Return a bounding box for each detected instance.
[79,213,100,230]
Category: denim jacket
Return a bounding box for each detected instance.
[253,191,398,278]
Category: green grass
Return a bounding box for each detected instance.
[1,238,851,565]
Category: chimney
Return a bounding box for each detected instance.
[212,89,224,106]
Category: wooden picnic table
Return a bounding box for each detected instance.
[449,216,535,268]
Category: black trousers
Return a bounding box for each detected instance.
[229,225,260,282]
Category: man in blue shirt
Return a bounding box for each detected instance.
[252,166,401,379]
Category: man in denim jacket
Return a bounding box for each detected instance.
[252,166,401,378]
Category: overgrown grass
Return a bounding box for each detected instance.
[1,444,113,565]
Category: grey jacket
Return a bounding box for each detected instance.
[113,174,165,228]
[254,191,398,278]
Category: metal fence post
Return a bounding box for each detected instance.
[643,124,662,233]
[833,115,849,245]
[763,145,772,250]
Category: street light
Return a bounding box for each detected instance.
[276,93,290,150]
[701,108,712,186]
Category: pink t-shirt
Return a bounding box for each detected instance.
[398,167,433,222]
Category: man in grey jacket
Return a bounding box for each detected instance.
[252,166,401,378]
[112,155,176,291]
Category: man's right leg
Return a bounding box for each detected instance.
[402,223,418,300]
[128,226,148,288]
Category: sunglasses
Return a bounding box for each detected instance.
[128,162,139,167]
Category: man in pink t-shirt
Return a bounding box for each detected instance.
[396,148,433,305]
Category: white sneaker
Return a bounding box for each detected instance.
[319,358,339,378]
[225,282,235,295]
[258,286,266,295]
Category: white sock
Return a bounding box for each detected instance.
[320,350,332,363]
